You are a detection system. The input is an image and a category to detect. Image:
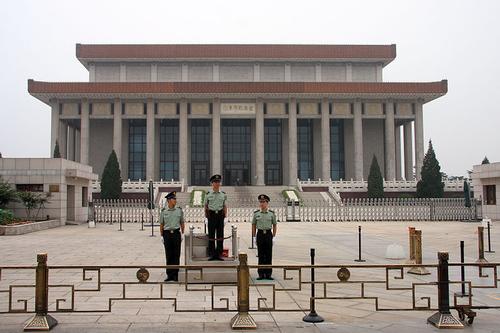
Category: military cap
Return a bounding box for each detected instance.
[165,191,177,200]
[209,174,222,183]
[258,194,270,202]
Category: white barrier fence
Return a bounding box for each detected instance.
[298,179,466,192]
[91,198,480,223]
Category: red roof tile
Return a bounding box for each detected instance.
[76,44,397,61]
[28,80,447,95]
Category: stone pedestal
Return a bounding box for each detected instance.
[182,230,239,283]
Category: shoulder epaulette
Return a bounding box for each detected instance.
[253,209,260,213]
[221,191,226,194]
[269,209,275,213]
[177,207,183,211]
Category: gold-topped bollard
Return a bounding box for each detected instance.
[24,253,57,331]
[405,227,416,264]
[230,253,256,329]
[427,252,464,328]
[476,226,488,264]
[408,230,430,275]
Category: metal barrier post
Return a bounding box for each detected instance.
[427,252,464,328]
[486,221,495,253]
[231,253,256,329]
[189,226,194,261]
[354,225,366,262]
[405,227,416,264]
[455,240,469,297]
[24,253,58,331]
[408,230,430,275]
[303,248,324,323]
[140,212,144,231]
[231,225,238,260]
[119,212,123,231]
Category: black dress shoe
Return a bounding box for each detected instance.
[215,256,224,261]
[256,276,265,280]
[164,277,173,282]
[208,257,217,261]
[265,276,274,280]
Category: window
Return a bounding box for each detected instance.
[484,185,496,205]
[160,119,179,180]
[16,184,43,192]
[128,119,147,180]
[297,119,314,180]
[330,119,345,180]
[191,119,211,185]
[82,187,88,207]
[264,119,282,185]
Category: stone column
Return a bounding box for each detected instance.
[414,102,424,180]
[75,128,81,163]
[113,99,122,168]
[50,99,59,157]
[179,100,188,182]
[384,102,396,180]
[288,98,298,185]
[321,98,331,180]
[59,121,67,159]
[255,99,265,185]
[395,125,402,180]
[68,125,75,161]
[353,101,363,180]
[404,122,413,180]
[211,98,221,175]
[146,99,155,181]
[80,100,89,165]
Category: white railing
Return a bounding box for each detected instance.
[91,198,481,223]
[92,179,185,193]
[298,179,466,192]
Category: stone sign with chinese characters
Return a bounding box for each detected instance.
[221,103,256,115]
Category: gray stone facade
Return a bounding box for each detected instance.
[29,44,447,186]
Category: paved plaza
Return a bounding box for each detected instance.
[0,220,499,332]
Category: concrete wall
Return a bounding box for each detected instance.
[92,62,381,82]
[363,119,385,179]
[0,158,96,225]
[89,119,113,178]
[352,64,377,82]
[220,64,254,81]
[95,64,120,82]
[291,64,316,82]
[472,162,500,220]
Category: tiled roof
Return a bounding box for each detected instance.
[28,80,447,95]
[76,44,397,61]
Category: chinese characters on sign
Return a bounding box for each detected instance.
[221,103,256,115]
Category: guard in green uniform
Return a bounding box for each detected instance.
[159,191,185,282]
[204,174,228,260]
[252,194,277,280]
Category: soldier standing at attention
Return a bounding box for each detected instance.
[204,174,227,261]
[159,191,185,282]
[252,194,277,280]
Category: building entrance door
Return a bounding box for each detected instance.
[192,162,210,186]
[222,119,251,186]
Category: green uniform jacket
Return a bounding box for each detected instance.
[204,190,227,211]
[252,209,277,230]
[159,207,184,230]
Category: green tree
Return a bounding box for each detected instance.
[53,140,61,158]
[367,155,384,198]
[17,191,48,220]
[482,156,490,164]
[0,177,17,209]
[100,150,122,199]
[416,140,444,198]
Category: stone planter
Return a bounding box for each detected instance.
[0,219,60,236]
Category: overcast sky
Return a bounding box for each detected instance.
[0,0,498,177]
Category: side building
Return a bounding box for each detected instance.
[28,44,447,186]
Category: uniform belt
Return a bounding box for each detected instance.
[209,210,222,214]
[166,228,180,234]
[258,229,271,234]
